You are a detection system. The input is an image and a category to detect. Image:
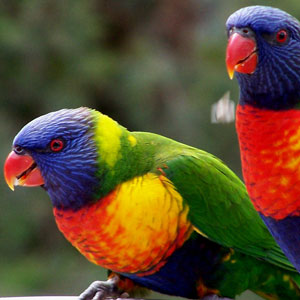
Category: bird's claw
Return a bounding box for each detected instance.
[78,276,128,300]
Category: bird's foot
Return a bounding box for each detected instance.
[78,275,129,300]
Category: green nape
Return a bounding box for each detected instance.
[90,110,158,199]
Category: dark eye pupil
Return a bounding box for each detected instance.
[14,145,25,155]
[50,139,64,152]
[52,142,60,149]
[277,30,287,42]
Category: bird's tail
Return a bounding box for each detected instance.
[252,270,300,300]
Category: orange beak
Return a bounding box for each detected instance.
[4,151,44,191]
[226,32,258,79]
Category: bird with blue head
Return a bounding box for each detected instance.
[226,6,300,273]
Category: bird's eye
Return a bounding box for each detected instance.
[50,139,64,152]
[14,145,25,155]
[276,29,288,43]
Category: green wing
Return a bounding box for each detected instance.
[152,141,295,271]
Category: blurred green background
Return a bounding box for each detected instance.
[1,1,300,299]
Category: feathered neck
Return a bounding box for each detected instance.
[237,71,300,110]
[50,111,157,211]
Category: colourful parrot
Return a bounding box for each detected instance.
[225,5,300,274]
[4,108,300,300]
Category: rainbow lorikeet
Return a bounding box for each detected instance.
[225,5,300,273]
[4,108,300,300]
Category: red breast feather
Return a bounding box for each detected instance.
[236,104,300,219]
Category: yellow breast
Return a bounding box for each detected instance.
[53,173,193,275]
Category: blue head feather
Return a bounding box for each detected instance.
[226,6,300,110]
[13,107,99,210]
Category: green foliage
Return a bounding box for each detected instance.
[1,1,300,299]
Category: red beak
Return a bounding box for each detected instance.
[4,151,44,190]
[226,32,258,79]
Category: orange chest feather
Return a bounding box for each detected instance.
[53,173,193,275]
[236,104,300,219]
